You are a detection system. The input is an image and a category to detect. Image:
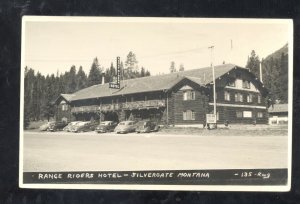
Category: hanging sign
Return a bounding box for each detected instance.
[109,56,121,89]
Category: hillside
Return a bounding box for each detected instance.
[262,43,288,103]
[264,43,288,62]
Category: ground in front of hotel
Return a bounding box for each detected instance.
[22,125,288,172]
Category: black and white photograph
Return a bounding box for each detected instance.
[19,17,293,191]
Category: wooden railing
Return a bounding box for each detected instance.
[71,100,165,113]
[122,100,165,110]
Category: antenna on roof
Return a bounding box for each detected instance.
[229,39,233,63]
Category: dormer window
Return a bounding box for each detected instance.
[228,81,235,87]
[242,80,251,89]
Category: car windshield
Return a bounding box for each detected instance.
[100,121,110,125]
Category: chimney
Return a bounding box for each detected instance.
[101,73,105,85]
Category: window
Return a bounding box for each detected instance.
[183,90,195,100]
[257,112,263,118]
[145,96,147,101]
[247,94,253,103]
[61,104,68,111]
[235,93,243,102]
[183,110,195,120]
[224,91,231,101]
[131,97,134,102]
[236,111,243,118]
[242,80,251,89]
[258,95,261,104]
[228,81,235,87]
[243,111,252,118]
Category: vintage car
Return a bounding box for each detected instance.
[47,121,68,132]
[39,121,55,131]
[114,121,136,134]
[135,120,160,133]
[70,121,98,133]
[63,121,81,132]
[95,121,118,133]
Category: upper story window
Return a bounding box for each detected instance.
[247,94,253,103]
[258,95,262,104]
[224,91,231,101]
[235,93,243,102]
[61,104,68,111]
[242,80,251,89]
[183,90,195,100]
[228,81,236,87]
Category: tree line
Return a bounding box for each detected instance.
[24,52,150,126]
[246,43,288,104]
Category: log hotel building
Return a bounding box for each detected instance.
[54,64,269,126]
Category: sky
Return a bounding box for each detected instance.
[23,17,292,76]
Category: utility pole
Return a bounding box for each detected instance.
[208,46,217,124]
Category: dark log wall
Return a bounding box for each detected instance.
[55,98,75,122]
[173,90,208,124]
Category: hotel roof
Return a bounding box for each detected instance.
[67,64,249,101]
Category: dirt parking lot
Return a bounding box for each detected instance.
[22,126,289,172]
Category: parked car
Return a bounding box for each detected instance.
[47,121,68,132]
[39,121,55,131]
[70,121,98,133]
[95,121,118,133]
[114,121,136,134]
[135,120,160,133]
[63,121,80,132]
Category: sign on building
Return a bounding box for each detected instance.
[109,56,121,89]
[206,114,216,124]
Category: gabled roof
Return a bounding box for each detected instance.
[70,64,238,101]
[268,104,288,113]
[53,94,75,104]
[61,94,75,101]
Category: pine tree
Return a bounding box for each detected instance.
[67,65,77,93]
[179,64,184,71]
[125,51,138,78]
[246,50,260,78]
[170,61,176,73]
[140,67,145,77]
[43,75,55,121]
[145,70,151,76]
[87,57,102,86]
[76,66,87,90]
